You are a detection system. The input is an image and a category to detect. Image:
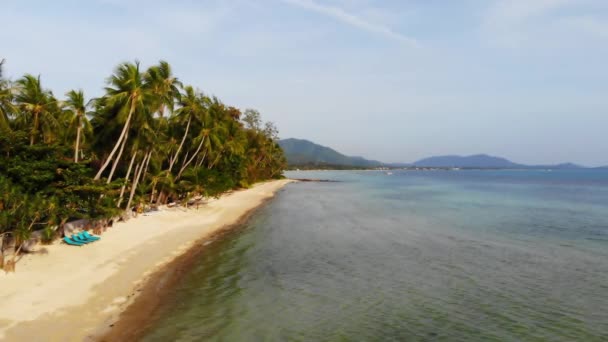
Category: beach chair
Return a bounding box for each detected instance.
[81,231,101,241]
[63,237,84,246]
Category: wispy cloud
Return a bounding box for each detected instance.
[279,0,418,46]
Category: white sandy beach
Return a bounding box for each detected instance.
[0,179,293,341]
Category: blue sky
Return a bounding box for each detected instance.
[2,0,607,166]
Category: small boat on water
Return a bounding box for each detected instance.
[386,172,393,175]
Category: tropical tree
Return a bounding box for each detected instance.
[94,61,153,181]
[176,94,216,179]
[145,60,181,119]
[0,59,16,132]
[242,108,262,131]
[167,85,201,172]
[0,59,287,270]
[63,90,92,162]
[14,74,59,145]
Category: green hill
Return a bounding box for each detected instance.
[279,138,592,169]
[278,138,382,168]
[413,155,584,169]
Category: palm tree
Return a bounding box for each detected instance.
[179,166,207,198]
[145,60,181,119]
[207,107,244,171]
[207,99,245,169]
[0,59,16,132]
[176,97,223,179]
[64,90,92,162]
[168,85,204,172]
[0,58,289,262]
[94,61,153,181]
[125,149,151,213]
[14,74,59,145]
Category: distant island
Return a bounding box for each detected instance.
[278,138,382,168]
[279,138,597,170]
[412,155,584,170]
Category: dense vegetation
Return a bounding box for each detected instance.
[0,59,285,270]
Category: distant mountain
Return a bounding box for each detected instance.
[414,154,519,168]
[279,138,589,169]
[413,154,584,169]
[384,162,412,168]
[534,162,584,170]
[278,138,382,167]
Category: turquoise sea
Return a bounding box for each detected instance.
[143,169,608,341]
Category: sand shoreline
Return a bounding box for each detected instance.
[0,179,294,341]
[96,200,269,341]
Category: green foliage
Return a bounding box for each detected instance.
[0,59,286,255]
[0,136,119,237]
[0,177,46,243]
[40,226,56,244]
[180,167,237,198]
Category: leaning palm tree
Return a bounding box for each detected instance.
[14,74,59,145]
[210,118,245,170]
[94,61,153,181]
[167,85,204,172]
[176,100,222,179]
[64,90,92,162]
[124,111,157,212]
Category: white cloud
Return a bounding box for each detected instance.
[279,0,418,46]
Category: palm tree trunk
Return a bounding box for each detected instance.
[270,168,280,178]
[74,115,82,162]
[142,150,152,183]
[254,154,265,167]
[125,157,146,215]
[126,152,150,213]
[168,115,191,172]
[117,150,138,208]
[150,179,158,203]
[208,150,224,169]
[195,150,207,168]
[30,111,39,145]
[177,136,205,180]
[157,191,166,205]
[180,151,189,171]
[94,101,135,180]
[124,160,142,214]
[107,122,130,184]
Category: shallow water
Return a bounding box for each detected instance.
[143,170,608,341]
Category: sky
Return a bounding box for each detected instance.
[1,0,607,166]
